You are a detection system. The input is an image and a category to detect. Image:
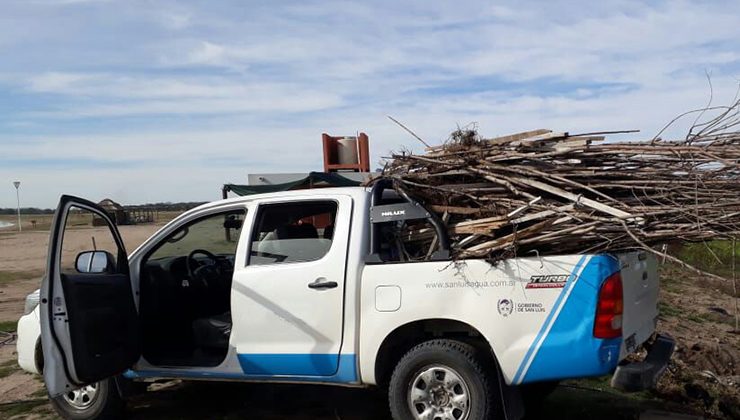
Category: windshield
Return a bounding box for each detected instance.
[148,210,246,260]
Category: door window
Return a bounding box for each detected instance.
[249,201,337,265]
[60,206,123,274]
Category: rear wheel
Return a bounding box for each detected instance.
[50,378,125,420]
[388,339,499,420]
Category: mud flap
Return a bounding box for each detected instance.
[497,369,525,420]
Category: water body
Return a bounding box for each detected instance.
[0,221,14,228]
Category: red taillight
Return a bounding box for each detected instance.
[594,272,623,339]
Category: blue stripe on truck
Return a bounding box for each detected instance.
[513,255,589,384]
[237,353,358,382]
[238,353,338,376]
[520,255,622,383]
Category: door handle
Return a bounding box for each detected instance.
[308,279,338,289]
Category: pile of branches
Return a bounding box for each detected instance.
[381,103,740,280]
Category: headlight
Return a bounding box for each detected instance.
[23,290,40,315]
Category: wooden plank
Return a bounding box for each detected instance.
[509,176,634,219]
[511,132,568,146]
[451,215,508,228]
[428,205,481,215]
[510,204,575,225]
[486,129,552,145]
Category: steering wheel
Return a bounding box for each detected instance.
[186,249,222,288]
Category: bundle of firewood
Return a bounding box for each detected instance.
[380,104,740,279]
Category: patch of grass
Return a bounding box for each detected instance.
[0,319,18,332]
[0,270,41,287]
[0,399,49,419]
[677,240,740,280]
[657,264,688,291]
[0,213,55,232]
[686,313,706,323]
[699,311,737,328]
[661,281,682,293]
[659,301,684,318]
[0,210,181,233]
[543,378,695,419]
[31,387,48,399]
[156,211,185,224]
[0,359,20,379]
[566,376,655,401]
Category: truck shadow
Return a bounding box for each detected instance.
[127,381,391,420]
[125,380,698,420]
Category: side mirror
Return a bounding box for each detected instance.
[223,218,243,229]
[75,251,115,274]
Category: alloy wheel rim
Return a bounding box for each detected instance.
[407,365,471,420]
[63,382,98,409]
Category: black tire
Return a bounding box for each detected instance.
[50,378,125,420]
[388,339,499,420]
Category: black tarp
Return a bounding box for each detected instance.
[223,172,361,196]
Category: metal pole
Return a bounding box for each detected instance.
[13,181,21,232]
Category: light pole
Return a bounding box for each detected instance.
[13,181,21,232]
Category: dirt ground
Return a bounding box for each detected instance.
[652,264,740,418]
[0,224,160,273]
[0,223,737,419]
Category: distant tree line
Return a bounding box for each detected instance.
[125,201,207,211]
[0,201,207,215]
[0,207,54,215]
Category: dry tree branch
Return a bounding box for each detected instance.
[387,115,431,148]
[379,98,740,280]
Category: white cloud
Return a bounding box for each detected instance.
[160,12,191,30]
[1,0,740,207]
[28,72,98,92]
[186,42,231,67]
[24,72,344,116]
[38,0,111,4]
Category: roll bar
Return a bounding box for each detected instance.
[365,179,451,263]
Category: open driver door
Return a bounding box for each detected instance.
[40,195,140,397]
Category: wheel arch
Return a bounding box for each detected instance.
[35,336,44,374]
[373,318,497,387]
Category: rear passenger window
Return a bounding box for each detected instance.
[249,201,337,265]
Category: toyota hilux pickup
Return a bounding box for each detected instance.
[18,181,674,419]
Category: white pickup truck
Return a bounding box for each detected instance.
[18,182,674,419]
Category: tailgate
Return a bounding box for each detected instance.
[618,251,660,359]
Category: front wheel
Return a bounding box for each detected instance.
[388,339,499,420]
[50,378,125,420]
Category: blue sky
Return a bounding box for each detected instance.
[2,0,740,207]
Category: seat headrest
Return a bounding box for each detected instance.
[276,224,318,239]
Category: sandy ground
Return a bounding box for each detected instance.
[0,224,164,312]
[0,225,161,272]
[0,277,40,326]
[0,225,160,323]
[0,341,44,404]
